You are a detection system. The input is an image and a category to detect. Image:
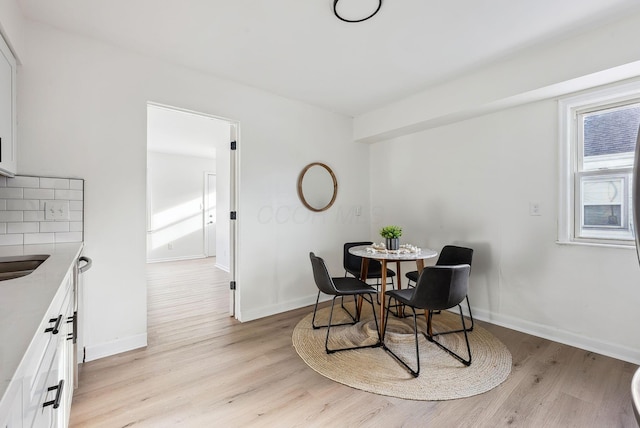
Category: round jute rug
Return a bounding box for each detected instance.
[292,304,512,400]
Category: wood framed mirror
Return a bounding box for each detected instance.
[297,162,338,212]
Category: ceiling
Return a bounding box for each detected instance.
[17,0,640,117]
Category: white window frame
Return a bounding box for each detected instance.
[558,80,640,247]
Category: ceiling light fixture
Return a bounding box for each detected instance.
[333,0,382,23]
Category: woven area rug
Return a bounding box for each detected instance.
[292,303,512,400]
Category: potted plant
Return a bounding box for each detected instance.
[380,225,402,250]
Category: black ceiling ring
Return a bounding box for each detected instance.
[333,0,382,23]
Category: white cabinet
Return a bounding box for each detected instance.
[1,266,75,428]
[0,32,17,177]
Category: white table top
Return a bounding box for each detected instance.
[348,244,438,261]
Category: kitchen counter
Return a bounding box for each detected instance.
[0,242,83,403]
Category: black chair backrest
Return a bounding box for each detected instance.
[412,264,470,311]
[343,242,372,273]
[310,252,338,296]
[436,245,473,270]
[343,241,385,274]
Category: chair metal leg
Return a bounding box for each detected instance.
[312,291,359,330]
[382,297,420,377]
[431,295,473,336]
[424,304,472,366]
[325,293,381,354]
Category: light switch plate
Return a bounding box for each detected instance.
[45,201,70,220]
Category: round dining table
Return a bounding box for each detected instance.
[348,244,438,336]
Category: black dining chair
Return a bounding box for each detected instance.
[343,242,396,299]
[310,252,381,354]
[405,245,474,333]
[383,264,472,377]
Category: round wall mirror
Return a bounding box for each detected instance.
[297,162,338,212]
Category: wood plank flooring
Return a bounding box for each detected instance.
[70,258,638,427]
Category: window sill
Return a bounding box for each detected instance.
[555,240,635,250]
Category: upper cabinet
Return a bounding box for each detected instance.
[0,33,16,177]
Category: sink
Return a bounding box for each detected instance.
[0,255,50,281]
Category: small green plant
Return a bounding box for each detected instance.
[379,225,402,239]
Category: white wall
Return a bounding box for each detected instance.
[364,12,640,364]
[147,151,214,262]
[15,21,368,359]
[0,0,24,62]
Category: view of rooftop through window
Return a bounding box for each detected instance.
[583,104,640,162]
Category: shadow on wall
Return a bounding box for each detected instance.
[458,241,496,315]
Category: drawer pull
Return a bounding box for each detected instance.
[43,379,64,409]
[45,314,63,334]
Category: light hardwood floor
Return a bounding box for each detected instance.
[70,258,638,427]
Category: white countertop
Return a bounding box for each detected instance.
[0,242,83,403]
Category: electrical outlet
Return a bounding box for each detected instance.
[45,201,70,220]
[529,202,541,216]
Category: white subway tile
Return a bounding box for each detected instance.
[24,188,55,200]
[7,222,39,233]
[24,233,54,245]
[7,176,39,188]
[0,188,23,199]
[54,232,82,243]
[40,221,69,233]
[40,178,70,189]
[7,199,39,211]
[0,174,86,246]
[55,189,83,201]
[24,211,45,222]
[0,234,23,245]
[0,211,22,222]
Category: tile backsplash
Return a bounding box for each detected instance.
[0,175,84,245]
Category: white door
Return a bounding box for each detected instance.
[204,173,217,257]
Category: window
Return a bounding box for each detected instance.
[559,81,640,246]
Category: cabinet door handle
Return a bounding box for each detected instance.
[45,314,63,334]
[43,379,64,409]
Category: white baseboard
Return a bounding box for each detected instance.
[238,293,326,322]
[84,333,148,362]
[215,262,230,272]
[470,307,640,365]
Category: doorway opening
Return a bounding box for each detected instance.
[145,103,238,317]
